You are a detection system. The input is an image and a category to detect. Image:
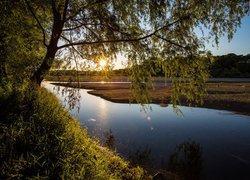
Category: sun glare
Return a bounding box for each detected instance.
[99,59,106,67]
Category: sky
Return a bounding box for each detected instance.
[114,15,250,69]
[206,15,250,56]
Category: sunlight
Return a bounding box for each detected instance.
[98,98,108,122]
[99,59,106,68]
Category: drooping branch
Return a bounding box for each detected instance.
[83,25,102,40]
[69,31,81,86]
[58,16,190,50]
[65,0,109,21]
[154,34,189,51]
[63,22,132,38]
[60,35,86,60]
[24,0,48,47]
[63,23,85,31]
[57,34,150,49]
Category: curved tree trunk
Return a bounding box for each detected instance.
[31,45,58,85]
[31,3,64,86]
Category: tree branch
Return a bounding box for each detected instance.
[24,0,48,47]
[58,34,149,49]
[154,34,188,50]
[83,25,102,40]
[62,0,69,22]
[58,17,190,49]
[63,23,85,31]
[60,35,87,61]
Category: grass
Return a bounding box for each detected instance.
[3,80,247,178]
[52,81,250,115]
[0,84,151,179]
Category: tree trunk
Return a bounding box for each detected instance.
[31,45,58,85]
[31,7,64,86]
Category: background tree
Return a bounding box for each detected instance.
[210,53,250,77]
[2,0,250,104]
[0,0,48,87]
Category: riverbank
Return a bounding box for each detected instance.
[51,81,250,115]
[0,84,152,179]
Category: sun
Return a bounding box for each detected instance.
[99,59,106,68]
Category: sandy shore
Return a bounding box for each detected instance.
[51,81,250,115]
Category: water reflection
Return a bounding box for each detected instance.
[51,83,81,111]
[127,139,203,180]
[129,145,151,167]
[104,129,115,150]
[102,129,205,180]
[98,98,108,121]
[45,83,250,180]
[167,140,203,180]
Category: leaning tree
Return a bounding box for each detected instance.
[3,0,250,104]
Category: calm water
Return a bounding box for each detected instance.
[45,82,250,180]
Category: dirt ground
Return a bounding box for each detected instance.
[51,81,250,115]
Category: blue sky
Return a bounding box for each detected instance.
[206,15,250,55]
[114,15,250,69]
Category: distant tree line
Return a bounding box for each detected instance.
[209,53,250,78]
[49,53,250,78]
[141,53,250,78]
[140,53,250,78]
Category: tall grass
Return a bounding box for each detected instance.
[0,84,146,179]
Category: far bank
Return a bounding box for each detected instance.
[50,80,250,115]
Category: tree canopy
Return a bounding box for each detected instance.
[210,53,250,77]
[1,0,249,104]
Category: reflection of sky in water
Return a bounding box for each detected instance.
[44,82,250,180]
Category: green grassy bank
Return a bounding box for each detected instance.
[0,84,148,179]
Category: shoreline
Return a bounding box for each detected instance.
[88,90,250,116]
[50,81,250,116]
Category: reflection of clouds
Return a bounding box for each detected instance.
[88,118,96,122]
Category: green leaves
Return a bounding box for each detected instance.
[2,0,249,104]
[0,0,46,85]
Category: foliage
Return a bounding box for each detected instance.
[210,53,250,77]
[0,84,146,179]
[128,53,211,105]
[1,0,248,105]
[0,0,47,85]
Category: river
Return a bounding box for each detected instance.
[44,82,250,180]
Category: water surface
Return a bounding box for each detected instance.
[45,82,250,180]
